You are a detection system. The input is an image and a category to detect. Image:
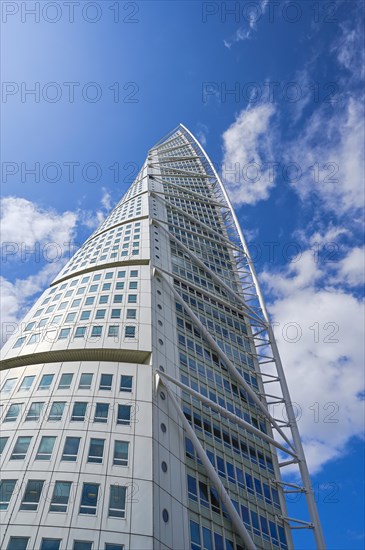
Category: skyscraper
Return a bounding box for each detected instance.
[0,125,324,550]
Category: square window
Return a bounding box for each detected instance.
[49,481,72,512]
[33,308,44,317]
[71,299,81,308]
[115,282,124,290]
[75,326,87,338]
[38,318,49,328]
[102,283,111,291]
[18,375,35,392]
[10,436,32,460]
[51,315,62,325]
[20,480,44,511]
[108,485,126,518]
[38,374,54,390]
[13,337,26,348]
[27,333,40,345]
[65,290,73,297]
[24,322,36,331]
[48,402,65,421]
[126,309,136,319]
[80,311,91,321]
[0,436,9,455]
[58,302,68,310]
[120,375,133,392]
[61,437,80,461]
[36,436,56,460]
[111,309,121,319]
[87,438,105,463]
[79,483,99,515]
[91,326,102,338]
[117,405,131,425]
[40,539,61,550]
[113,295,123,304]
[95,309,106,319]
[99,295,109,304]
[89,285,98,292]
[71,402,87,421]
[94,403,109,423]
[113,441,129,466]
[4,403,22,422]
[79,373,93,389]
[46,305,56,313]
[124,326,135,338]
[127,295,137,303]
[117,271,125,278]
[82,276,90,283]
[58,373,73,389]
[93,274,101,281]
[2,378,17,393]
[76,287,86,295]
[129,282,138,289]
[65,313,76,323]
[100,374,113,390]
[0,480,17,511]
[58,328,71,340]
[73,543,93,550]
[85,297,95,305]
[105,272,113,279]
[108,325,119,337]
[25,402,44,421]
[130,270,138,277]
[6,537,29,550]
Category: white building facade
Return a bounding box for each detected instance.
[0,125,324,550]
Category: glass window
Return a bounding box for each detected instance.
[76,287,86,295]
[71,299,81,308]
[2,378,17,393]
[105,544,124,550]
[90,284,98,292]
[79,373,93,389]
[117,405,131,425]
[94,403,109,423]
[95,309,106,319]
[25,402,44,421]
[10,436,32,460]
[0,436,9,455]
[58,328,71,340]
[111,309,121,319]
[40,540,61,550]
[35,436,56,460]
[105,272,113,279]
[61,437,80,461]
[13,336,26,348]
[113,441,129,466]
[24,322,35,331]
[48,401,65,421]
[125,326,135,338]
[50,481,72,512]
[75,327,87,338]
[73,543,92,550]
[71,402,87,421]
[58,373,73,389]
[120,376,133,392]
[4,403,22,422]
[108,485,126,518]
[0,479,17,510]
[38,374,54,390]
[85,297,95,305]
[93,274,101,281]
[129,282,138,289]
[100,374,113,390]
[18,376,35,392]
[88,438,105,463]
[58,302,68,310]
[117,271,125,278]
[6,537,29,550]
[102,283,111,291]
[130,270,138,277]
[108,326,119,337]
[99,295,108,304]
[51,314,62,324]
[115,282,124,290]
[79,483,99,515]
[20,480,44,510]
[127,295,137,303]
[80,311,91,320]
[126,309,136,319]
[91,326,102,338]
[38,318,49,328]
[65,313,76,323]
[113,295,123,304]
[27,333,40,345]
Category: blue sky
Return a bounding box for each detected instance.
[1,1,364,548]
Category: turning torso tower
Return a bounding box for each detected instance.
[0,125,324,550]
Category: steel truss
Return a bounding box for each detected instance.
[150,124,325,549]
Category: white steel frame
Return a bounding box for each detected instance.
[150,124,326,549]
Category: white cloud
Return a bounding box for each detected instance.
[334,246,365,287]
[221,103,277,205]
[0,262,65,344]
[261,251,365,474]
[78,187,113,230]
[223,0,268,47]
[0,196,77,253]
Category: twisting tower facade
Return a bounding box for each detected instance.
[0,125,324,550]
